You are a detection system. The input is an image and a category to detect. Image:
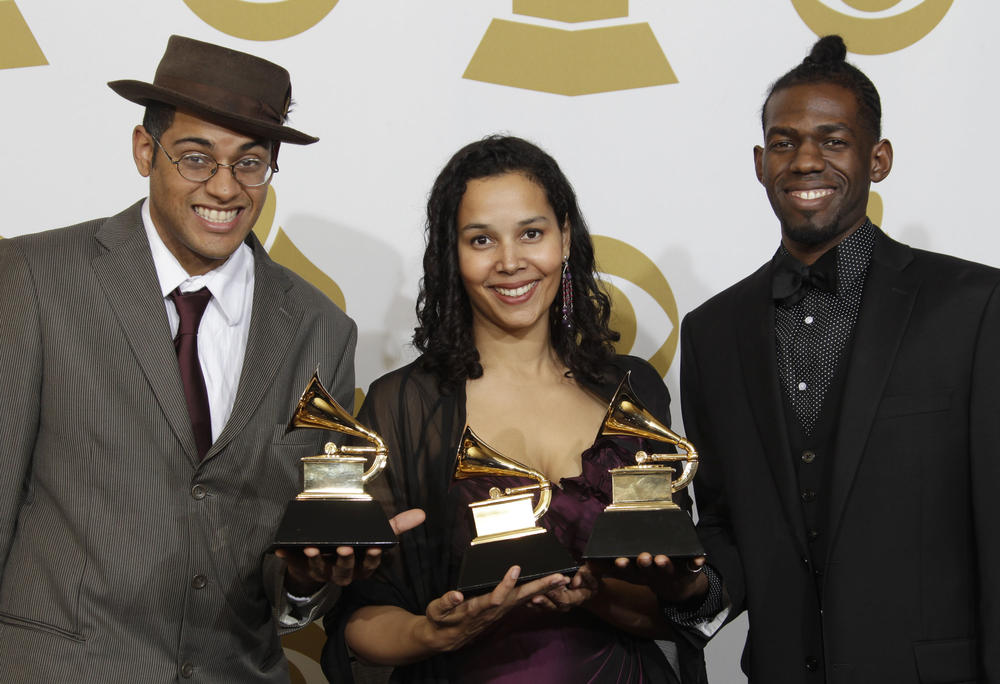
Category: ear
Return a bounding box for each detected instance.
[132,125,154,178]
[753,145,765,184]
[561,217,571,257]
[870,138,893,183]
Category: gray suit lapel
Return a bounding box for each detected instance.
[736,265,810,557]
[827,232,916,553]
[90,202,200,464]
[206,238,301,460]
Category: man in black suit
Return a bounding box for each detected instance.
[675,35,1000,682]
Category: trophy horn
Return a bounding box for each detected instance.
[454,426,552,522]
[598,371,699,492]
[287,370,387,485]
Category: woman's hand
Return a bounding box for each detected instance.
[529,564,599,612]
[416,566,570,653]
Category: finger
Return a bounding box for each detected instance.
[389,508,426,535]
[614,556,631,570]
[531,594,560,610]
[653,554,670,568]
[635,552,654,568]
[360,547,383,576]
[330,546,357,585]
[511,572,568,603]
[486,566,521,604]
[427,590,464,622]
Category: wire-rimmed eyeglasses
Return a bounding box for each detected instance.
[152,137,274,187]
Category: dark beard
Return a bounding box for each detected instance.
[781,211,852,247]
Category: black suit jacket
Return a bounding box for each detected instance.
[680,228,1000,683]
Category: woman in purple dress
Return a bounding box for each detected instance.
[325,136,707,684]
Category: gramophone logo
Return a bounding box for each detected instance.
[252,186,346,311]
[593,236,679,376]
[0,0,47,69]
[182,0,339,40]
[792,0,954,54]
[464,0,677,96]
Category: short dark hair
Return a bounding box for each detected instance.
[762,35,882,140]
[414,135,619,392]
[142,103,175,168]
[142,102,176,140]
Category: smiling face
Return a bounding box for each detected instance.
[133,109,272,275]
[457,172,570,340]
[755,82,892,262]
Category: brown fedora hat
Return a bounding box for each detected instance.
[108,35,317,145]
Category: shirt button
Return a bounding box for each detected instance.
[805,656,819,672]
[801,489,816,503]
[191,484,207,500]
[801,450,816,464]
[191,574,207,590]
[180,662,194,678]
[804,315,814,324]
[797,381,808,391]
[807,529,821,541]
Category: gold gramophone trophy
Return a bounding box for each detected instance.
[582,372,704,560]
[271,371,396,551]
[454,426,577,594]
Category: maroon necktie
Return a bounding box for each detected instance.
[169,287,213,459]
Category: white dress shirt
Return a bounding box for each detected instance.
[141,199,254,441]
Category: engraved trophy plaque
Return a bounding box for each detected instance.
[272,371,395,551]
[454,426,577,595]
[582,372,704,559]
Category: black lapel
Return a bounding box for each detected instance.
[206,236,301,460]
[736,262,810,556]
[827,231,916,550]
[91,201,199,463]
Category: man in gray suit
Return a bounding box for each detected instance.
[0,35,421,682]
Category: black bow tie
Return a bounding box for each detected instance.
[772,249,838,307]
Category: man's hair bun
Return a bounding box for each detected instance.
[804,35,848,66]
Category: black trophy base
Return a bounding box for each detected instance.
[582,508,705,560]
[271,499,396,553]
[456,530,578,596]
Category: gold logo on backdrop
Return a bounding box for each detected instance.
[867,190,883,227]
[252,186,346,311]
[792,0,953,54]
[593,235,679,377]
[0,0,47,69]
[183,0,338,41]
[464,1,676,95]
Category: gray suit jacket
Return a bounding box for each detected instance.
[681,228,1000,683]
[0,201,357,682]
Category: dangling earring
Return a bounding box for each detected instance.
[560,255,574,329]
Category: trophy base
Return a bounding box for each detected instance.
[582,508,704,560]
[456,530,578,596]
[271,499,396,552]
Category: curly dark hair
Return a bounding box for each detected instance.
[763,35,882,140]
[414,135,619,392]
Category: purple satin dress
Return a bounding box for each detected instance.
[448,437,673,683]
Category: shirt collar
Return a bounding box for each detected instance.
[773,218,877,298]
[141,198,254,326]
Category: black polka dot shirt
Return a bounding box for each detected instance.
[774,220,876,435]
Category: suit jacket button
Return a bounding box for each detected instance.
[191,484,207,500]
[801,489,816,503]
[191,574,207,590]
[804,656,819,672]
[180,662,195,678]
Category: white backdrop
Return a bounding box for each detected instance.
[2,1,993,681]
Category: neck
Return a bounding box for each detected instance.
[472,318,565,381]
[782,217,865,265]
